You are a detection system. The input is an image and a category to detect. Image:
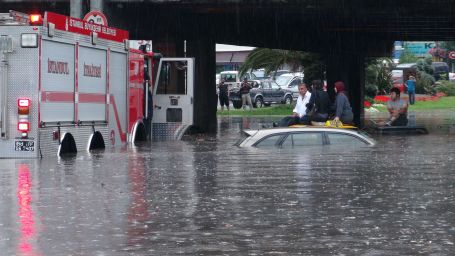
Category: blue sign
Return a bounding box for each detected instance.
[404,42,435,57]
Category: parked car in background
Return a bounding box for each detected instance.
[220,70,260,89]
[237,127,376,148]
[432,62,449,80]
[229,80,293,109]
[275,74,303,99]
[266,69,290,80]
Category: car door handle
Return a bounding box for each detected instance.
[154,105,162,109]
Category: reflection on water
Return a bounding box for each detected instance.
[0,112,455,255]
[17,164,38,256]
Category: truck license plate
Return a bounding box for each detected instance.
[15,140,35,151]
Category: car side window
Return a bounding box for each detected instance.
[290,79,300,87]
[281,132,323,148]
[255,134,283,148]
[327,132,368,146]
[271,83,280,90]
[262,82,271,89]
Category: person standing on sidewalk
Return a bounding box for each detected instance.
[218,79,230,111]
[406,75,416,105]
[240,77,253,110]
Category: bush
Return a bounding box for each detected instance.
[416,71,436,94]
[436,80,455,96]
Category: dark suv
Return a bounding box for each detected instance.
[229,80,294,109]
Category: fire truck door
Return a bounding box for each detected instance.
[153,58,194,136]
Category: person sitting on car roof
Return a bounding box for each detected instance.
[274,83,311,127]
[333,81,353,125]
[379,87,408,126]
[301,80,331,125]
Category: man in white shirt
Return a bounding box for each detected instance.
[274,83,311,127]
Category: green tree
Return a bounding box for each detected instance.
[415,57,436,94]
[365,58,393,96]
[440,41,455,53]
[239,48,324,82]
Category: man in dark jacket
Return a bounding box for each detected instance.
[301,80,330,125]
[218,79,230,111]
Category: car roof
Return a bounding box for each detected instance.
[241,127,375,147]
[245,127,362,136]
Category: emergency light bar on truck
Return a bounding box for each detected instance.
[0,10,194,158]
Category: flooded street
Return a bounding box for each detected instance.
[2,112,455,255]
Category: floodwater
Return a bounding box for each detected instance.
[1,111,455,255]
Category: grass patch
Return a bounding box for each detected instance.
[217,104,294,116]
[372,96,455,112]
[218,97,455,116]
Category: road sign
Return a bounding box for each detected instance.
[83,11,108,26]
[449,51,455,59]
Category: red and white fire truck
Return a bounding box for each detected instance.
[0,11,194,158]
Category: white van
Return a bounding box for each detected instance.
[220,71,258,89]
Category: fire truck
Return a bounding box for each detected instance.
[0,11,194,158]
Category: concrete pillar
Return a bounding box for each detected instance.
[70,0,83,18]
[90,0,104,11]
[326,53,366,127]
[185,39,217,133]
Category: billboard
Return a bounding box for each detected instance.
[404,41,435,57]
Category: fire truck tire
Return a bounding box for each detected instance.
[58,133,77,156]
[133,122,147,142]
[89,131,105,150]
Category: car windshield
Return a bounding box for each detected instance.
[275,76,293,86]
[221,73,236,82]
[253,70,265,77]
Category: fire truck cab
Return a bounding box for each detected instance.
[0,11,194,158]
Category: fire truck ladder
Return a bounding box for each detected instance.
[0,11,30,26]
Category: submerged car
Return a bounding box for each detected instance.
[237,127,376,148]
[229,80,293,109]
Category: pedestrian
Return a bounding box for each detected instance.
[301,80,331,125]
[333,81,353,124]
[240,77,253,110]
[406,75,416,105]
[218,79,229,111]
[379,87,408,126]
[274,83,311,127]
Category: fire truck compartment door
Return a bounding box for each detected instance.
[40,40,75,122]
[153,58,194,126]
[77,46,107,121]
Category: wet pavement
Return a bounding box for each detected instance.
[1,111,455,255]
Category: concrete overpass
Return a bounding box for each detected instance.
[2,0,455,131]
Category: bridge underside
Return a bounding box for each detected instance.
[2,0,455,130]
